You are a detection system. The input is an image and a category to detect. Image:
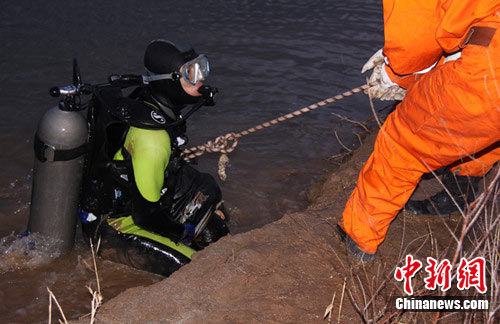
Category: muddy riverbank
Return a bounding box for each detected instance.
[70,127,478,323]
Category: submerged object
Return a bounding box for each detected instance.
[28,105,88,253]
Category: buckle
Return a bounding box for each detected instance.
[461,26,496,48]
[34,133,55,162]
[43,143,56,162]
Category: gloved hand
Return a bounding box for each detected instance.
[181,223,196,244]
[361,49,406,101]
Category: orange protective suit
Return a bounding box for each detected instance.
[339,0,500,254]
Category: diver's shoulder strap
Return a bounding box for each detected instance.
[95,85,173,130]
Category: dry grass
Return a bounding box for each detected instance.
[47,287,68,324]
[47,238,103,324]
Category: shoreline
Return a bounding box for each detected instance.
[72,126,478,323]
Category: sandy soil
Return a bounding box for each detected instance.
[72,129,475,324]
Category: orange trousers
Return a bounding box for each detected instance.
[339,21,500,254]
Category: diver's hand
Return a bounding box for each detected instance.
[198,85,218,106]
[181,223,196,244]
[362,49,406,101]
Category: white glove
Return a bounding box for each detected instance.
[361,49,406,101]
[361,49,385,74]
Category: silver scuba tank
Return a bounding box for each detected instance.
[28,106,88,254]
[27,59,88,254]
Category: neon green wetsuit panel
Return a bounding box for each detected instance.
[107,216,195,258]
[113,126,171,202]
[111,126,194,258]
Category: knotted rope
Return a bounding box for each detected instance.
[181,83,376,179]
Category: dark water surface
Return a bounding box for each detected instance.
[0,1,384,322]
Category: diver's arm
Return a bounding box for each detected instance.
[117,127,187,240]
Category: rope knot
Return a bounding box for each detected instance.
[206,132,238,154]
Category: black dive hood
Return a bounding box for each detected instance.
[144,39,200,113]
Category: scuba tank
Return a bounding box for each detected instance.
[27,60,88,254]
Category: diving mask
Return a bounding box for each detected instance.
[180,55,210,85]
[143,54,210,86]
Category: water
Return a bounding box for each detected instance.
[0,1,384,322]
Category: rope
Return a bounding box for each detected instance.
[181,82,375,161]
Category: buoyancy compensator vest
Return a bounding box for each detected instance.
[80,82,228,251]
[80,85,187,218]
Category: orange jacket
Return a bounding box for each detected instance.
[382,0,500,88]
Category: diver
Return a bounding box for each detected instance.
[78,39,230,276]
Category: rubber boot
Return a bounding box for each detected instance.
[405,173,481,216]
[337,225,376,262]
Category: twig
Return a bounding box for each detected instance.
[81,237,103,324]
[338,278,346,324]
[323,291,336,322]
[334,130,352,152]
[398,212,407,264]
[353,132,363,147]
[78,313,91,320]
[331,112,369,132]
[79,256,94,272]
[47,287,68,324]
[427,221,435,258]
[347,287,364,320]
[327,152,351,161]
[433,167,500,323]
[87,285,102,324]
[354,273,368,318]
[362,275,389,314]
[48,292,52,324]
[361,264,376,320]
[95,236,101,254]
[398,234,429,263]
[466,215,500,259]
[90,238,102,295]
[366,81,382,129]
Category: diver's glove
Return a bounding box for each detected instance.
[361,49,406,101]
[198,85,218,106]
[181,223,196,244]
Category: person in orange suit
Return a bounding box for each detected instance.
[338,0,500,261]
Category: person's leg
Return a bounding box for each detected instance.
[405,170,482,216]
[406,144,499,216]
[339,106,432,255]
[449,144,500,177]
[173,165,229,249]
